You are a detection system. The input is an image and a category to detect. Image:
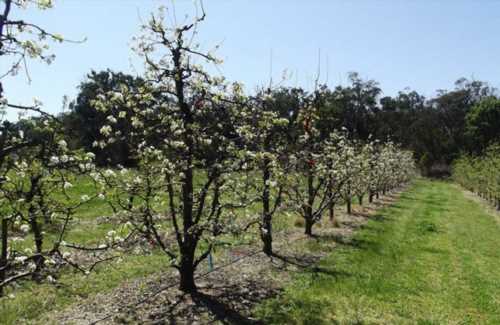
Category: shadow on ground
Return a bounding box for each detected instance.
[117,277,277,324]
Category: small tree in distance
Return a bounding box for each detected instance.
[238,88,291,256]
[286,87,340,236]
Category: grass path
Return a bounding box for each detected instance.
[256,179,500,324]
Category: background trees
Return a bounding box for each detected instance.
[62,70,147,166]
[59,65,499,177]
[465,97,500,154]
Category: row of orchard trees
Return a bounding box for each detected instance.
[0,1,415,296]
[90,6,415,292]
[453,144,500,209]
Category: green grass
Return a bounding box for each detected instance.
[256,179,500,324]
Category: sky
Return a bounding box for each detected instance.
[3,0,500,118]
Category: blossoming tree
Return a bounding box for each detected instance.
[236,88,292,255]
[0,0,102,296]
[286,87,341,236]
[92,5,252,292]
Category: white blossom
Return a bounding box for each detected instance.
[100,125,112,136]
[58,139,67,149]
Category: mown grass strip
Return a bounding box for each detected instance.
[256,179,500,324]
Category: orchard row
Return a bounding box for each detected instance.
[0,1,415,296]
[453,144,500,210]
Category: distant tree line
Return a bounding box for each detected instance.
[57,70,499,177]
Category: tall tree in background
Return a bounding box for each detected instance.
[431,79,496,162]
[63,70,148,166]
[465,97,500,154]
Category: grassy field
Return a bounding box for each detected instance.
[256,179,500,324]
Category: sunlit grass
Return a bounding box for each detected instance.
[256,179,500,324]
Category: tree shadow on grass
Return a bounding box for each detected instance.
[324,234,380,250]
[190,290,263,325]
[142,278,276,324]
[350,211,374,219]
[370,213,391,222]
[270,251,321,269]
[303,265,352,279]
[270,252,352,282]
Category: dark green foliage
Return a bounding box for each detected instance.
[465,96,500,153]
[59,71,499,175]
[61,70,147,166]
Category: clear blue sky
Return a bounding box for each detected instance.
[3,0,500,117]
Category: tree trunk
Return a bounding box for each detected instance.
[497,198,500,211]
[347,198,352,214]
[376,192,379,199]
[28,177,44,281]
[29,209,44,282]
[174,49,199,293]
[358,195,363,206]
[262,227,272,256]
[178,246,197,292]
[178,176,198,294]
[261,158,273,256]
[179,129,197,292]
[0,218,8,297]
[329,201,335,222]
[304,217,313,236]
[304,164,315,236]
[261,209,273,254]
[369,191,374,203]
